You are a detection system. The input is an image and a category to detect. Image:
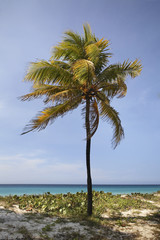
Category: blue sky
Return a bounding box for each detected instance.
[0,0,160,184]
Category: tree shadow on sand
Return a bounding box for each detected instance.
[90,211,160,240]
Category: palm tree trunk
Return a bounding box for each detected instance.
[86,97,92,216]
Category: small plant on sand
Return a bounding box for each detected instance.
[42,224,52,232]
[17,226,33,240]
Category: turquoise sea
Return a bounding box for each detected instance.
[0,184,160,196]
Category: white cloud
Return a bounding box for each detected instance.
[0,153,121,184]
[0,153,86,184]
[0,153,114,184]
[0,153,158,184]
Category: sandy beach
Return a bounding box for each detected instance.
[0,192,159,240]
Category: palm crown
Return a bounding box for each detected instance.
[21,24,142,148]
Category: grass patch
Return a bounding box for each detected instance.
[0,218,5,223]
[60,226,73,231]
[42,224,52,232]
[17,226,33,240]
[40,233,53,240]
[56,230,85,240]
[54,217,68,224]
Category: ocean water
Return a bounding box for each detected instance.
[0,184,160,196]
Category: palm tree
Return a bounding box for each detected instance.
[21,24,142,216]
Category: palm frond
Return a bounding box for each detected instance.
[95,38,110,50]
[20,85,65,101]
[85,38,112,74]
[95,91,110,104]
[52,41,84,62]
[89,100,99,138]
[22,96,82,134]
[98,59,142,83]
[21,83,82,105]
[95,52,112,74]
[51,30,84,61]
[50,60,71,69]
[97,94,124,148]
[82,99,99,139]
[24,60,72,86]
[72,59,95,85]
[85,43,100,65]
[99,82,127,98]
[64,30,84,46]
[83,23,93,43]
[44,88,82,104]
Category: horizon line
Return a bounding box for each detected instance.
[0,183,160,185]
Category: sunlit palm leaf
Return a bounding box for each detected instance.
[21,86,82,106]
[98,59,142,83]
[85,38,110,63]
[24,60,72,85]
[22,96,82,134]
[45,88,82,104]
[52,41,84,62]
[72,59,95,85]
[64,31,83,45]
[83,23,94,43]
[85,43,100,65]
[51,30,85,62]
[20,85,65,101]
[99,82,127,98]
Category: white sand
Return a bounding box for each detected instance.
[0,194,159,239]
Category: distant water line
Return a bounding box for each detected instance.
[0,184,160,196]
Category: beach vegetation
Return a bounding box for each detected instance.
[40,234,53,240]
[0,191,158,218]
[20,24,142,216]
[0,192,159,239]
[17,226,33,240]
[42,224,52,232]
[56,230,85,240]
